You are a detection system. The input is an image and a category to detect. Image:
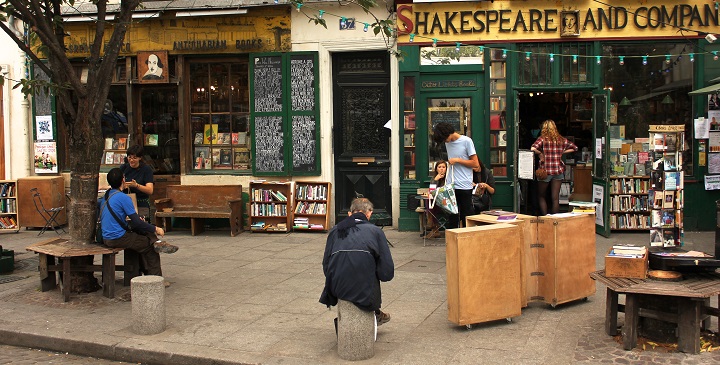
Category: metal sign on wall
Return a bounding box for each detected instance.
[63,7,291,57]
[396,0,719,43]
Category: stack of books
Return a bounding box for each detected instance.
[569,201,598,214]
[250,221,266,231]
[608,245,647,258]
[293,217,310,229]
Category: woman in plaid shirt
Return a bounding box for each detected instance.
[530,120,578,215]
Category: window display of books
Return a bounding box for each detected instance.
[647,126,684,248]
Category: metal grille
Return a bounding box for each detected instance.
[559,43,592,85]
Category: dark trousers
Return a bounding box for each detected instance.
[105,231,161,276]
[449,189,474,229]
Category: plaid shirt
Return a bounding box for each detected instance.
[532,137,578,176]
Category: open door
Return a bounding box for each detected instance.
[592,90,611,237]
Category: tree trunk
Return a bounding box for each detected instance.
[65,93,106,294]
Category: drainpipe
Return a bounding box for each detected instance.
[7,15,31,178]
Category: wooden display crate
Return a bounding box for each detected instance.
[446,224,522,326]
[605,249,648,279]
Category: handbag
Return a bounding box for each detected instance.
[535,141,548,180]
[429,165,459,215]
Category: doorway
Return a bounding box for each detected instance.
[332,51,391,224]
[517,91,593,215]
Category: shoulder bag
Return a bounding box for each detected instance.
[429,165,459,215]
[95,190,122,244]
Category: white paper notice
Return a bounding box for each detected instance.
[705,175,720,190]
[593,184,604,227]
[518,150,535,180]
[709,153,720,174]
[595,138,602,159]
[35,115,53,141]
[609,138,622,149]
[695,117,709,139]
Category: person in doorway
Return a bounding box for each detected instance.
[99,168,177,287]
[530,119,578,215]
[432,122,479,228]
[320,198,394,326]
[142,54,164,80]
[424,160,447,238]
[471,159,495,214]
[120,145,155,218]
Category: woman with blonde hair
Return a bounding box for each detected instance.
[530,120,577,215]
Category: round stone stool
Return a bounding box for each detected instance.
[337,299,375,361]
[131,275,166,335]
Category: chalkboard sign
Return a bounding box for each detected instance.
[254,116,285,172]
[253,56,283,113]
[429,107,464,134]
[292,115,317,172]
[290,54,316,112]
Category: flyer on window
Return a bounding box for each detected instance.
[35,115,54,141]
[34,141,58,173]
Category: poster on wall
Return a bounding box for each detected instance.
[34,141,58,173]
[35,115,54,140]
[592,184,604,227]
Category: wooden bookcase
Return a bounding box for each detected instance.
[249,181,292,232]
[609,176,651,230]
[648,126,684,248]
[0,180,19,232]
[293,181,331,232]
[402,76,417,180]
[489,49,507,177]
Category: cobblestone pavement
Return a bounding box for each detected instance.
[0,344,137,364]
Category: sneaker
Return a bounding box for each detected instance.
[154,241,178,254]
[376,311,391,326]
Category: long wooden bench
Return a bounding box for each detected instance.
[26,238,140,302]
[154,185,243,236]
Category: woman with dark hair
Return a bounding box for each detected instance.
[120,145,155,218]
[425,160,448,238]
[471,160,495,214]
[530,119,578,215]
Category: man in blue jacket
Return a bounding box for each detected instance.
[320,198,394,325]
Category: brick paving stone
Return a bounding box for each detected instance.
[0,344,137,364]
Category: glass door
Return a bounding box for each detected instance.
[592,90,611,237]
[139,86,179,174]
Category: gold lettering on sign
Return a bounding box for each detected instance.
[649,125,685,132]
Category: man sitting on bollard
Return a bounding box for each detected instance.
[99,168,178,287]
[320,197,394,325]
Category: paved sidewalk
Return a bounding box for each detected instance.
[0,227,718,365]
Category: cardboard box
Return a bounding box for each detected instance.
[605,249,648,279]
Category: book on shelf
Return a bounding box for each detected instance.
[651,209,662,227]
[634,164,646,176]
[498,131,507,147]
[105,138,114,149]
[664,171,680,190]
[627,151,638,164]
[650,171,663,190]
[144,134,158,146]
[217,133,231,145]
[117,137,127,150]
[663,191,675,209]
[662,227,679,247]
[404,113,416,129]
[623,162,634,176]
[194,133,204,145]
[104,151,115,164]
[661,209,675,227]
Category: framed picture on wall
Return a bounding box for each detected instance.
[137,51,169,84]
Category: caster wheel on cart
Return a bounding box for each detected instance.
[465,324,473,330]
[506,318,513,323]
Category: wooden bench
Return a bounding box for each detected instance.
[591,270,720,353]
[154,185,243,236]
[26,238,140,302]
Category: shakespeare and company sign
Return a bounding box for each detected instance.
[396,0,719,44]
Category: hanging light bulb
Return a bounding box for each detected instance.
[318,10,324,18]
[478,46,484,56]
[340,17,346,27]
[525,52,531,61]
[409,33,415,42]
[665,55,671,64]
[619,56,625,65]
[642,56,648,65]
[296,3,303,11]
[714,51,719,61]
[690,53,695,62]
[363,23,369,32]
[549,53,554,62]
[596,56,602,65]
[502,49,507,59]
[274,0,278,3]
[572,55,578,64]
[432,39,438,48]
[456,42,461,52]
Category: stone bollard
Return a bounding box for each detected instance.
[131,275,166,335]
[337,299,375,361]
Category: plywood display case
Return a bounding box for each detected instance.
[535,213,596,306]
[446,224,522,326]
[17,176,67,228]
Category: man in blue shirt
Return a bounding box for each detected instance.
[99,168,177,284]
[432,122,479,228]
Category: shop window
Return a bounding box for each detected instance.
[99,85,129,168]
[420,46,484,66]
[603,43,694,176]
[403,76,416,180]
[427,97,471,175]
[519,42,592,86]
[518,44,553,85]
[190,60,251,172]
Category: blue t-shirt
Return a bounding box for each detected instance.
[445,135,477,190]
[98,190,136,240]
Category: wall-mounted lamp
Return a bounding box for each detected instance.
[661,95,674,104]
[619,97,632,106]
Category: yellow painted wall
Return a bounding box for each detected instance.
[63,6,291,57]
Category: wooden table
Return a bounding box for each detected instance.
[591,270,720,353]
[26,238,139,302]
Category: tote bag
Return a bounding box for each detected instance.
[429,165,459,215]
